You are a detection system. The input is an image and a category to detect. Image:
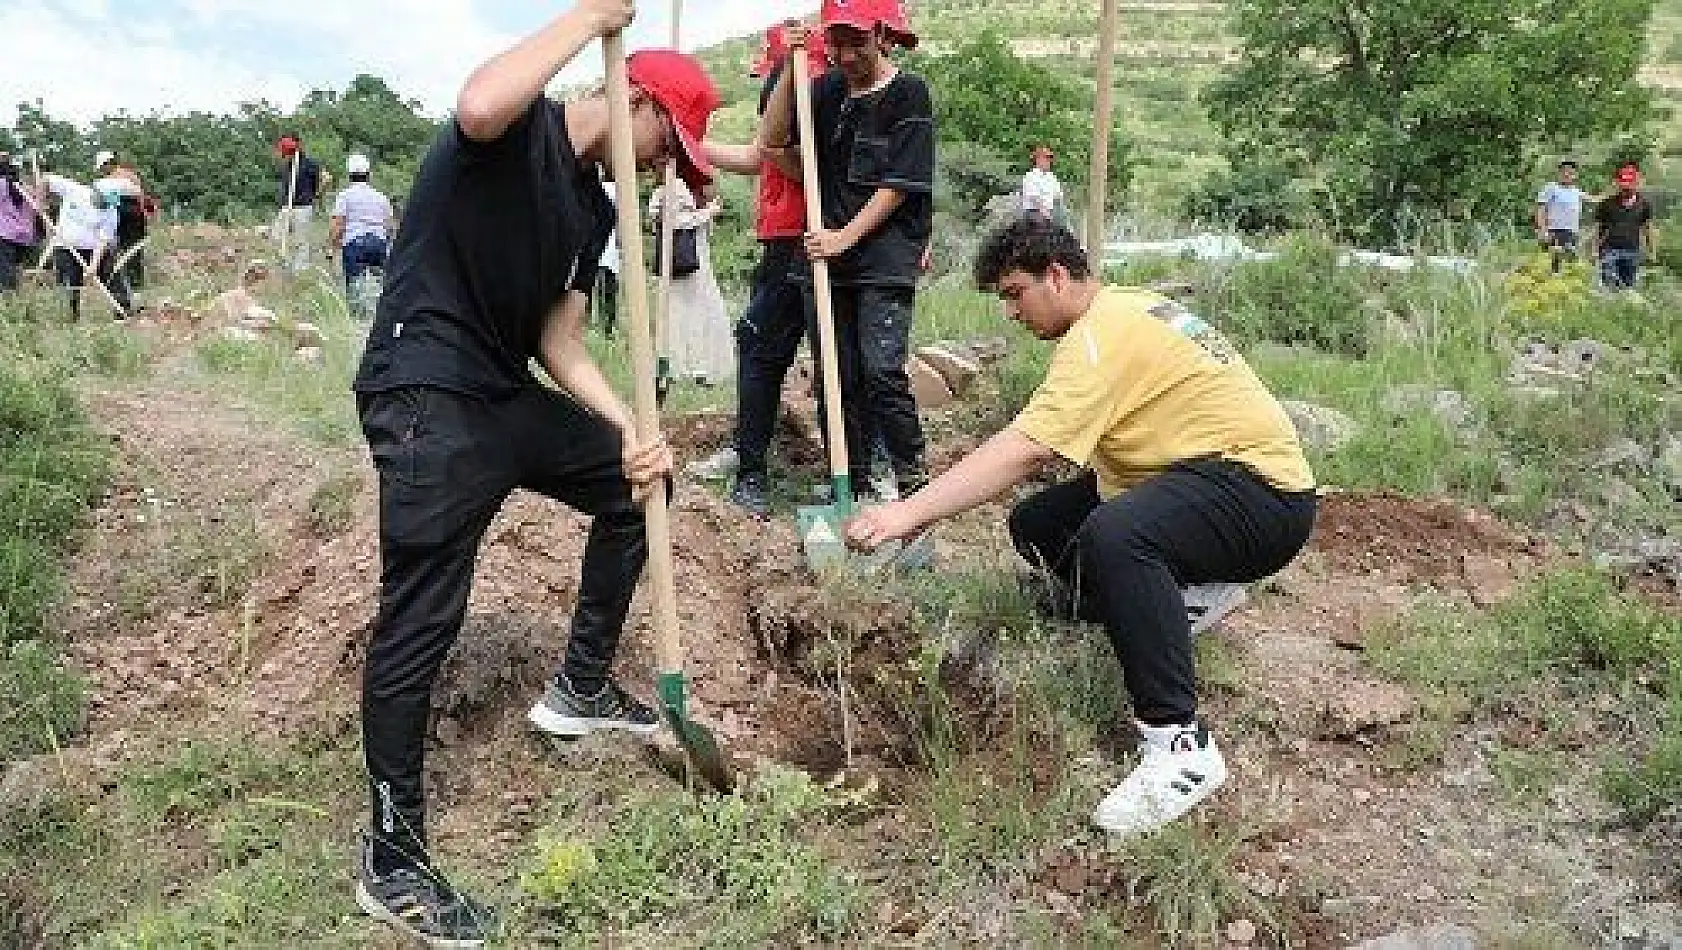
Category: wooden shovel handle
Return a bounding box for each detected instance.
[791,43,850,486]
[1086,0,1121,258]
[604,32,683,673]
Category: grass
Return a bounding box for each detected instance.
[1370,568,1682,823]
[520,766,864,946]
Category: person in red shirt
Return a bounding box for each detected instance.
[711,22,831,516]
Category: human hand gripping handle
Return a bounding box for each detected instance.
[622,436,674,504]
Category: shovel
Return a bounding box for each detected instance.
[602,29,734,794]
[1084,0,1121,258]
[789,40,859,571]
[789,42,934,574]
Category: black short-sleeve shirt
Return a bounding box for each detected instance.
[1595,193,1653,252]
[353,100,612,399]
[807,69,935,287]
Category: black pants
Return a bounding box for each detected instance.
[54,247,131,320]
[734,240,811,482]
[1008,459,1317,725]
[0,239,24,290]
[802,282,926,488]
[358,385,647,871]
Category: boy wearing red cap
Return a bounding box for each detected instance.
[760,0,936,500]
[272,133,322,274]
[348,2,719,944]
[1593,164,1657,290]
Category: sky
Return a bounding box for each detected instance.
[0,0,817,126]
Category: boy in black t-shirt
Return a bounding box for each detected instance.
[759,0,935,498]
[1593,163,1658,290]
[347,3,721,945]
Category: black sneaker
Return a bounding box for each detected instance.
[729,474,770,518]
[527,674,660,738]
[356,858,496,948]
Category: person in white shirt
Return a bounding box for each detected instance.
[329,153,395,294]
[1019,145,1066,224]
[44,172,130,319]
[1534,159,1585,275]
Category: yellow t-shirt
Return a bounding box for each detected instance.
[1011,286,1315,498]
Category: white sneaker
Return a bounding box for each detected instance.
[1183,582,1248,638]
[1092,721,1228,837]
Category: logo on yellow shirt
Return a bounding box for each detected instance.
[1147,300,1239,365]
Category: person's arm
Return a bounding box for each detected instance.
[456,0,633,142]
[703,140,762,177]
[536,292,672,498]
[846,429,1056,547]
[806,187,905,259]
[755,40,804,160]
[329,215,346,247]
[1533,196,1548,235]
[538,292,633,431]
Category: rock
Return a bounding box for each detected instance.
[1599,476,1645,510]
[1348,923,1476,950]
[1281,400,1359,452]
[1382,385,1475,432]
[914,342,983,395]
[966,337,1011,363]
[1561,338,1611,373]
[294,346,324,365]
[907,356,955,409]
[1314,681,1414,739]
[221,325,263,343]
[1637,538,1682,564]
[292,321,326,348]
[1659,436,1682,497]
[1225,918,1257,944]
[685,447,739,482]
[1459,554,1516,608]
[1146,278,1198,299]
[1595,439,1654,471]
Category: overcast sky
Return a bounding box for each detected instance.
[0,0,817,125]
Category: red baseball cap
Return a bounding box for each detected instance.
[820,0,918,49]
[1615,164,1641,186]
[750,22,829,78]
[275,136,299,158]
[627,49,722,193]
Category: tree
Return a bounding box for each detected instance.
[1207,0,1657,244]
[906,32,1133,217]
[9,101,87,173]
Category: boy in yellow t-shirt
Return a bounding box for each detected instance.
[846,217,1318,838]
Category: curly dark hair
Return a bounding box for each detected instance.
[973,216,1091,291]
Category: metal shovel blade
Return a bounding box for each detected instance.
[656,672,735,794]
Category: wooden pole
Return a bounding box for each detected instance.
[603,32,683,687]
[653,0,685,394]
[1086,0,1121,261]
[22,156,127,316]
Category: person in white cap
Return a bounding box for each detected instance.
[329,152,395,296]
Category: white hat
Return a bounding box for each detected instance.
[347,153,371,175]
[94,149,115,169]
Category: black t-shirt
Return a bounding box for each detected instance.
[1596,193,1653,251]
[806,69,935,287]
[353,100,612,399]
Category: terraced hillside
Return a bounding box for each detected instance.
[698,0,1682,214]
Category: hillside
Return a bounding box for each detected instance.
[698,0,1682,214]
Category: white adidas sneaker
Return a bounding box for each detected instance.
[1092,721,1228,837]
[1183,582,1249,638]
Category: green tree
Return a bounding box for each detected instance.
[906,31,1133,217]
[1207,0,1657,244]
[9,100,87,173]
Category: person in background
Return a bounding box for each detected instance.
[1533,159,1583,276]
[1592,163,1658,291]
[330,152,395,295]
[42,171,129,320]
[96,149,152,291]
[1020,144,1066,225]
[0,152,42,291]
[273,133,322,274]
[650,177,733,384]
